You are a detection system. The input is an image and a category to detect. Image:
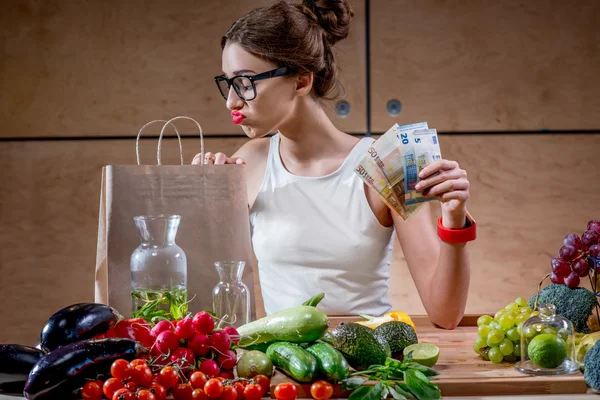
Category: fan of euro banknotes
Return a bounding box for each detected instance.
[354,122,441,220]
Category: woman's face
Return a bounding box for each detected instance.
[220,42,298,138]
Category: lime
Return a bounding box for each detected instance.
[527,333,567,369]
[403,343,440,367]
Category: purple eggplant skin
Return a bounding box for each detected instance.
[40,302,121,352]
[0,344,44,395]
[24,338,146,400]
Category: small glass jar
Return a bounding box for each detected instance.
[514,303,579,375]
[130,215,188,320]
[212,261,250,328]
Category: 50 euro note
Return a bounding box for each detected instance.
[355,154,408,219]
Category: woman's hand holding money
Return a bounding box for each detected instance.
[414,159,470,229]
[192,152,246,165]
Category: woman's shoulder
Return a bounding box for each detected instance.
[233,136,272,164]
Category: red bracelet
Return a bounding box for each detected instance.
[437,215,477,243]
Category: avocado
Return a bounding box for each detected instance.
[374,321,418,359]
[330,322,388,371]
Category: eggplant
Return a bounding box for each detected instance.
[40,302,121,352]
[0,344,44,395]
[24,338,146,400]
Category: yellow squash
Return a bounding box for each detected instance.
[356,311,416,332]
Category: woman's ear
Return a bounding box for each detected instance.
[295,72,314,97]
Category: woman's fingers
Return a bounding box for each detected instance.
[191,152,246,165]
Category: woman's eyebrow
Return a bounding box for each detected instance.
[232,69,257,75]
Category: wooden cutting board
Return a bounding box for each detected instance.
[269,316,589,397]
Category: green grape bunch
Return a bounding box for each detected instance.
[473,297,536,364]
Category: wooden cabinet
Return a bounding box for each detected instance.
[0,0,366,138]
[369,0,600,132]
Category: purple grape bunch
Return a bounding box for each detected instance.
[550,220,600,288]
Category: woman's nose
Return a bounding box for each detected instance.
[226,86,243,110]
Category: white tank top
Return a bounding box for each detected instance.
[250,134,395,316]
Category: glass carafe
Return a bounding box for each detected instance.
[130,214,188,320]
[212,261,250,328]
[515,303,579,375]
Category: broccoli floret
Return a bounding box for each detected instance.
[528,284,598,333]
[584,341,600,391]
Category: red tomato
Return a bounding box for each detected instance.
[81,381,103,400]
[150,383,167,400]
[220,386,238,400]
[131,365,153,387]
[190,371,208,389]
[218,370,234,380]
[124,381,138,392]
[113,388,135,400]
[254,374,270,395]
[309,381,333,400]
[103,378,124,400]
[113,318,156,348]
[137,389,156,400]
[111,359,132,380]
[158,366,180,388]
[203,378,224,399]
[130,359,150,369]
[232,382,245,400]
[191,388,208,400]
[171,384,194,400]
[243,384,263,400]
[273,383,298,400]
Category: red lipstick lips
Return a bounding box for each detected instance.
[232,111,246,125]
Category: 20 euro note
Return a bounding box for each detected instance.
[371,122,428,211]
[355,154,408,219]
[402,128,442,205]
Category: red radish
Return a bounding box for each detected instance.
[209,330,231,354]
[193,312,215,334]
[170,347,196,370]
[219,370,235,380]
[199,359,220,378]
[222,326,240,344]
[217,350,237,370]
[175,318,195,340]
[188,333,210,356]
[153,330,179,355]
[151,320,174,337]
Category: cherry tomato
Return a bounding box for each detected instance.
[190,371,208,389]
[310,381,333,400]
[131,364,153,387]
[150,383,167,400]
[191,388,208,400]
[172,383,194,400]
[137,389,156,400]
[243,383,263,400]
[274,383,298,400]
[157,366,180,388]
[112,388,135,400]
[254,374,270,395]
[103,378,124,400]
[111,359,133,380]
[124,381,138,392]
[232,382,245,400]
[203,378,224,399]
[130,359,150,369]
[220,386,238,400]
[81,381,103,400]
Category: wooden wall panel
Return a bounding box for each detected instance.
[1,134,598,345]
[370,0,600,132]
[0,0,365,138]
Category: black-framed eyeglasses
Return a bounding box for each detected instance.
[214,67,290,101]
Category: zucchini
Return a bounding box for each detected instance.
[307,342,350,382]
[302,293,325,307]
[266,342,317,383]
[237,306,328,347]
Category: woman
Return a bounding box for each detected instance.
[193,0,473,329]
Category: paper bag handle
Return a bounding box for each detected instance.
[136,120,184,165]
[158,116,205,166]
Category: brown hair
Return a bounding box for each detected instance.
[221,0,354,100]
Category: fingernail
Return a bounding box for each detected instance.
[415,183,422,190]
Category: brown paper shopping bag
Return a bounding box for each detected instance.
[95,117,256,320]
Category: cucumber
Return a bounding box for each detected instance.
[237,306,328,347]
[307,342,350,382]
[266,342,318,383]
